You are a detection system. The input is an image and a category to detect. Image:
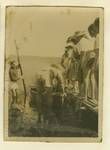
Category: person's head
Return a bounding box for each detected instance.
[64,49,69,57]
[88,24,96,37]
[65,49,68,53]
[64,86,68,93]
[64,45,72,58]
[65,45,73,50]
[88,18,99,38]
[10,61,17,68]
[67,35,78,45]
[67,31,86,45]
[73,35,85,44]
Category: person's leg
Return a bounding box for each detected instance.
[9,89,13,109]
[38,112,41,123]
[90,72,96,100]
[11,82,19,105]
[74,80,79,94]
[84,70,91,101]
[71,80,75,92]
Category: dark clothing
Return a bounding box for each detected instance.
[78,49,98,84]
[35,77,53,123]
[52,84,63,121]
[36,77,46,93]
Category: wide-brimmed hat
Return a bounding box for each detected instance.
[67,31,86,43]
[65,45,73,49]
[73,31,86,37]
[10,60,17,66]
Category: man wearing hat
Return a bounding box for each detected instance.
[61,45,73,87]
[67,31,88,44]
[9,60,23,107]
[74,22,99,102]
[66,31,86,94]
[87,18,99,101]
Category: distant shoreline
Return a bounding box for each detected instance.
[6,55,61,62]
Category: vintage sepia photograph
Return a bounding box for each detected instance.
[4,6,103,142]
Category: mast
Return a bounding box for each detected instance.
[14,40,27,107]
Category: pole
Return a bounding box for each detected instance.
[14,40,27,107]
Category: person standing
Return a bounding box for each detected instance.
[66,31,86,94]
[78,18,99,102]
[61,46,71,87]
[87,18,99,101]
[9,60,23,107]
[36,75,46,124]
[52,76,63,124]
[93,17,99,88]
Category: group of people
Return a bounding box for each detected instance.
[61,17,99,102]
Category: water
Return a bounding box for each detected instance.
[20,56,61,88]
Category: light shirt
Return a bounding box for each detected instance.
[94,34,99,50]
[78,33,95,52]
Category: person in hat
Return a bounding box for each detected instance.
[61,46,71,69]
[35,75,47,124]
[67,31,87,44]
[61,45,73,86]
[61,46,69,87]
[65,31,87,94]
[87,18,99,101]
[78,21,99,102]
[9,60,23,107]
[94,17,99,88]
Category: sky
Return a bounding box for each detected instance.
[6,7,100,57]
